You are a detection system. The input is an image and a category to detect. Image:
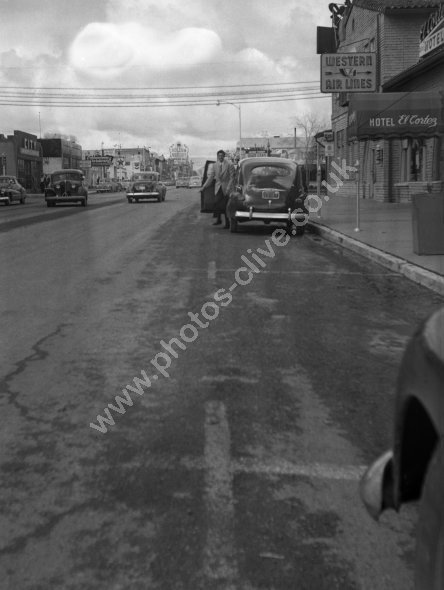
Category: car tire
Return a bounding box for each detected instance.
[4,198,10,206]
[229,217,238,233]
[415,440,444,590]
[20,197,26,204]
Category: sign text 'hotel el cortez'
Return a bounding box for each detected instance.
[320,53,376,93]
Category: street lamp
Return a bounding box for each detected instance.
[216,100,242,158]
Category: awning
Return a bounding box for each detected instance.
[348,91,444,139]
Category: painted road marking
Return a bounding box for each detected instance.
[203,400,238,587]
[208,260,217,280]
[142,455,367,481]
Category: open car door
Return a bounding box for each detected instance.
[200,160,216,213]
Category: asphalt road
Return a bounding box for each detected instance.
[1,189,443,589]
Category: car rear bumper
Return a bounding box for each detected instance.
[234,210,308,222]
[127,192,160,198]
[45,196,86,203]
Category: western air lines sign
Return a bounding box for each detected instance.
[321,53,376,93]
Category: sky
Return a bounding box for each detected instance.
[0,0,334,159]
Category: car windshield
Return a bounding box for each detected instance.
[246,165,294,190]
[52,172,83,183]
[133,173,157,181]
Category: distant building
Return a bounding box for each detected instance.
[237,136,309,163]
[41,135,82,175]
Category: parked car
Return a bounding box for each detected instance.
[360,306,444,590]
[189,175,201,188]
[0,175,26,205]
[96,181,112,193]
[225,157,308,235]
[176,176,190,189]
[126,171,166,203]
[45,169,88,207]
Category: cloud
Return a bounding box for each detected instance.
[69,22,223,77]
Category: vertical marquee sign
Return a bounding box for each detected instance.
[419,4,444,58]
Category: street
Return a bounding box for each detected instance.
[1,188,443,590]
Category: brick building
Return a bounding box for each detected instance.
[324,0,444,202]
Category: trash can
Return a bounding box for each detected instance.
[411,193,444,255]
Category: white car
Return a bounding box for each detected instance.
[189,176,201,188]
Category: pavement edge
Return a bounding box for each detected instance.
[308,221,444,297]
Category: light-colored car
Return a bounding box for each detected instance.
[0,176,26,205]
[127,171,166,203]
[45,169,88,207]
[189,175,201,188]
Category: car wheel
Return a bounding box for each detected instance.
[4,198,10,206]
[127,198,132,203]
[20,197,26,204]
[415,440,444,590]
[46,201,52,207]
[229,217,238,233]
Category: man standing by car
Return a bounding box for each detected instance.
[200,149,235,228]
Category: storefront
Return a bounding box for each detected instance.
[348,91,444,202]
[0,131,43,191]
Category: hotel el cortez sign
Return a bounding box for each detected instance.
[320,53,376,93]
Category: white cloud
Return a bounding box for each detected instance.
[69,22,223,77]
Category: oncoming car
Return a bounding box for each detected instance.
[45,169,88,207]
[189,175,201,188]
[360,306,444,589]
[175,176,190,189]
[126,171,166,203]
[0,176,26,205]
[226,157,308,235]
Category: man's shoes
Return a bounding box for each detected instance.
[213,219,222,225]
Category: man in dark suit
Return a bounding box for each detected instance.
[200,149,235,228]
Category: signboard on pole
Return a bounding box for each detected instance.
[321,53,376,93]
[89,155,113,167]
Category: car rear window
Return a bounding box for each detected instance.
[246,166,294,190]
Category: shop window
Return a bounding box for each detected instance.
[401,139,426,181]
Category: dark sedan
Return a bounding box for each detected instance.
[126,172,166,203]
[0,175,26,205]
[226,157,308,235]
[360,306,444,589]
[45,169,88,207]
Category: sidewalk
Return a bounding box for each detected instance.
[307,194,444,297]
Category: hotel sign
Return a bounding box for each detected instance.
[321,53,376,92]
[419,5,444,58]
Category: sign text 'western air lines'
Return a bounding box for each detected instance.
[321,53,376,93]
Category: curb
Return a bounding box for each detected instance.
[308,221,444,297]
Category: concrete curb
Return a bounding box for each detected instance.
[308,221,444,297]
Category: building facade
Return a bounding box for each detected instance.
[0,130,43,191]
[41,136,82,176]
[324,0,444,202]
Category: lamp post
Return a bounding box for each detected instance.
[216,100,242,158]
